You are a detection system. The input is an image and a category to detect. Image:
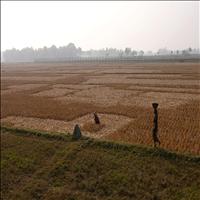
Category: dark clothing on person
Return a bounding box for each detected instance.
[152,104,160,147]
[94,113,100,124]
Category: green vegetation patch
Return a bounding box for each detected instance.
[1,127,200,200]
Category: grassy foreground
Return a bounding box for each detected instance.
[1,126,200,200]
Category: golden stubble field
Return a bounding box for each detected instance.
[1,61,200,155]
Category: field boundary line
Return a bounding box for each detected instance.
[1,125,200,163]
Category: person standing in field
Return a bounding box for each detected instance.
[152,103,161,147]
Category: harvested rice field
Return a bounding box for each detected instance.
[1,114,132,138]
[1,61,200,155]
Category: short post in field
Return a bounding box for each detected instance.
[152,103,161,147]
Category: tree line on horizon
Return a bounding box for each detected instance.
[2,43,199,63]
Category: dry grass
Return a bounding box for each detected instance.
[82,122,106,132]
[105,100,200,155]
[57,86,141,107]
[52,84,97,90]
[33,88,74,97]
[2,131,200,200]
[1,94,99,120]
[1,84,47,95]
[1,114,132,139]
[128,85,200,94]
[85,75,199,86]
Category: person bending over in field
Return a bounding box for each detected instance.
[152,103,161,147]
[93,112,100,124]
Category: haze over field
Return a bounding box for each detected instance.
[1,2,200,199]
[1,1,199,52]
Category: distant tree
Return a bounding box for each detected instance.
[131,50,137,56]
[182,49,189,56]
[77,47,82,56]
[125,48,131,56]
[124,47,131,56]
[139,50,144,56]
[21,47,34,61]
[66,43,77,57]
[146,51,153,56]
[48,45,57,58]
[119,50,123,58]
[3,48,21,62]
[157,48,170,55]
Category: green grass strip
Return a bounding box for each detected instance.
[1,125,200,163]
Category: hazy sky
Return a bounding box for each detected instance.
[1,1,199,51]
